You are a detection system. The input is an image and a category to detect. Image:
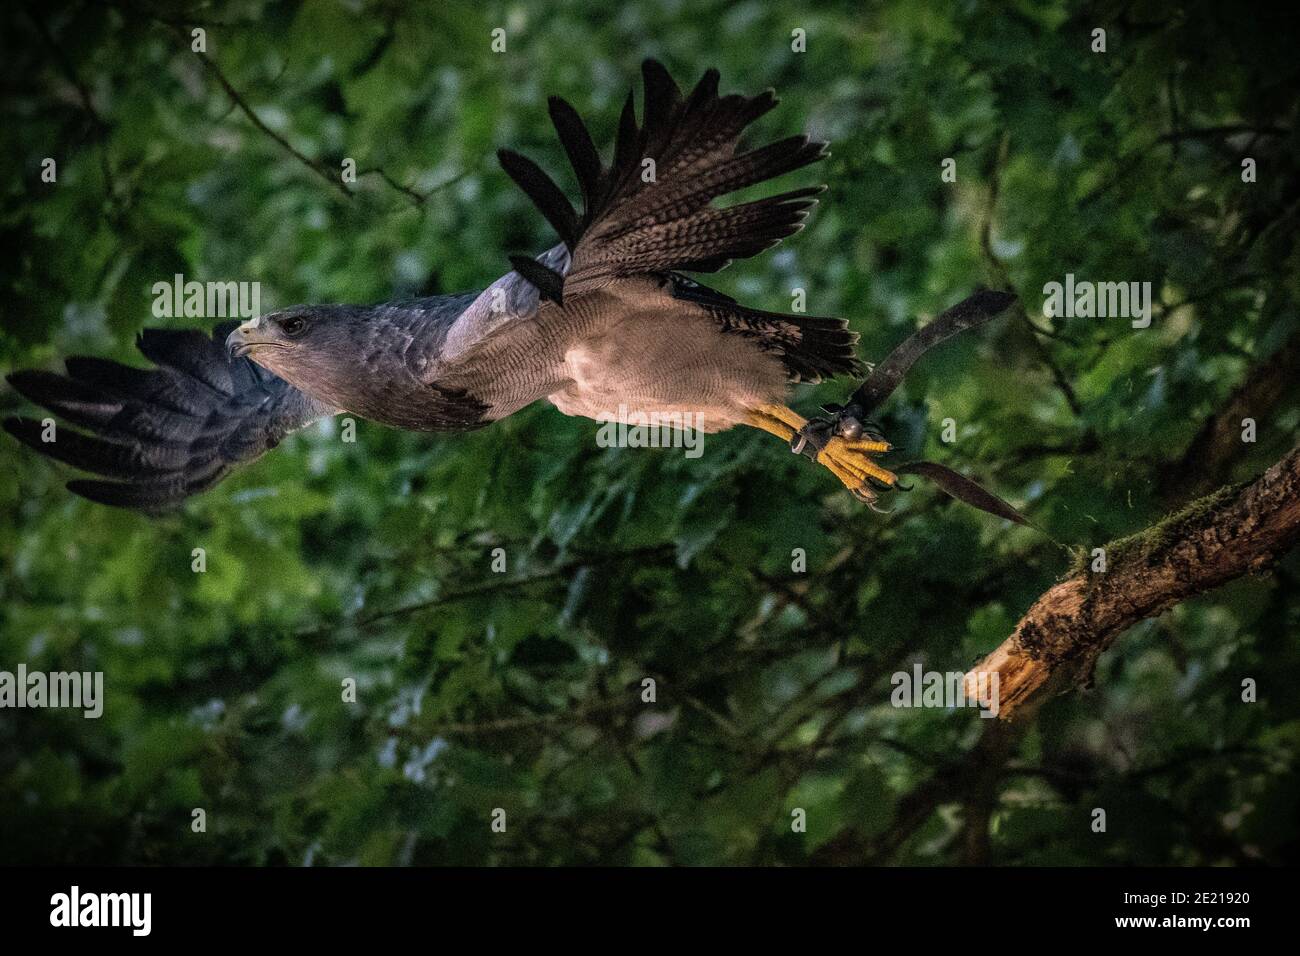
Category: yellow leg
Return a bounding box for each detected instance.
[754,403,807,432]
[746,405,800,442]
[745,404,899,500]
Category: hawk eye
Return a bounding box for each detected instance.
[280,316,307,337]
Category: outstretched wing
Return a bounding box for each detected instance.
[499,58,828,298]
[488,59,860,383]
[5,322,334,512]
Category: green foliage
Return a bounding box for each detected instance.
[2,0,1298,865]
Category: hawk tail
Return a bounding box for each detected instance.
[499,59,828,297]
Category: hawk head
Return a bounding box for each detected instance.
[226,305,381,416]
[226,305,487,432]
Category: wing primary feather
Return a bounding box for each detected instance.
[548,96,603,210]
[498,60,830,299]
[610,89,639,189]
[497,149,579,248]
[6,325,332,511]
[640,58,683,145]
[508,254,566,305]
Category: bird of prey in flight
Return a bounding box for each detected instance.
[6,59,1021,520]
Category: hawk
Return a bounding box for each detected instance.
[6,60,1020,519]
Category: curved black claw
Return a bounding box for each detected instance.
[848,484,878,506]
[847,470,904,512]
[866,473,896,492]
[849,482,894,513]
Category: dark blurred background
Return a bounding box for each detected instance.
[1,0,1298,864]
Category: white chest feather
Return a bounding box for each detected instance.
[547,311,787,433]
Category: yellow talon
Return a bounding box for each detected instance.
[745,404,898,498]
[822,436,898,488]
[819,453,865,489]
[834,437,892,454]
[816,447,868,482]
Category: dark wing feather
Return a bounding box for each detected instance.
[497,149,580,249]
[547,96,602,210]
[5,322,332,512]
[668,274,864,383]
[506,255,566,306]
[503,59,828,297]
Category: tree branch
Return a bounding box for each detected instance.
[356,165,477,206]
[1160,328,1300,503]
[966,443,1300,718]
[294,543,674,643]
[809,721,1024,865]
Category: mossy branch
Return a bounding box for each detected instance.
[966,443,1300,719]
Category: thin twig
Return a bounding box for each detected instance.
[177,29,353,200]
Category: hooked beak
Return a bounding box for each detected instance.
[226,319,270,361]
